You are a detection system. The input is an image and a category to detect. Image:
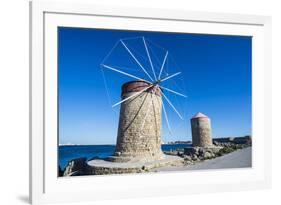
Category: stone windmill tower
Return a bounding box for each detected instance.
[112,81,164,162]
[101,37,187,163]
[190,112,213,147]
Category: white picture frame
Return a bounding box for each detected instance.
[30,1,272,204]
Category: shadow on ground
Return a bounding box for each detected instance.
[17,195,29,204]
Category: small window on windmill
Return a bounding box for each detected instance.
[197,121,200,126]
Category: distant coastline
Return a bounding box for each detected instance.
[59,143,115,146]
[59,141,192,146]
[59,135,251,147]
[166,141,192,144]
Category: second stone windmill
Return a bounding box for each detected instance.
[100,37,187,164]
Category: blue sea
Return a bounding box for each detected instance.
[59,144,191,169]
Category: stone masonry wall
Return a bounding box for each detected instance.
[113,90,164,162]
[191,117,213,147]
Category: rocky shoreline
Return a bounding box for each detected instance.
[59,137,252,177]
[164,141,251,167]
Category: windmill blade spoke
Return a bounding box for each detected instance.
[140,93,153,130]
[162,100,172,134]
[112,84,154,107]
[155,95,172,134]
[101,64,151,83]
[158,51,168,80]
[120,36,143,41]
[161,91,183,120]
[160,72,181,83]
[101,40,120,65]
[120,40,154,82]
[143,37,157,81]
[160,86,187,98]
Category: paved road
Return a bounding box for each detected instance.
[155,147,252,172]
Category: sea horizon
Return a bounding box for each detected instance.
[58,135,251,147]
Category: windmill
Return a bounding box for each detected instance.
[100,36,187,162]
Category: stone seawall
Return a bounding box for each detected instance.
[213,136,251,145]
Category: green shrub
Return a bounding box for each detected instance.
[216,147,235,156]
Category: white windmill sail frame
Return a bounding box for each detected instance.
[158,51,169,80]
[120,39,154,81]
[101,36,187,135]
[143,37,157,81]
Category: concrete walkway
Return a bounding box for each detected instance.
[87,155,183,169]
[155,147,252,172]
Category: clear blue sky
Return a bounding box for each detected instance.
[58,27,252,145]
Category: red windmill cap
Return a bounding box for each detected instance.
[121,81,161,96]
